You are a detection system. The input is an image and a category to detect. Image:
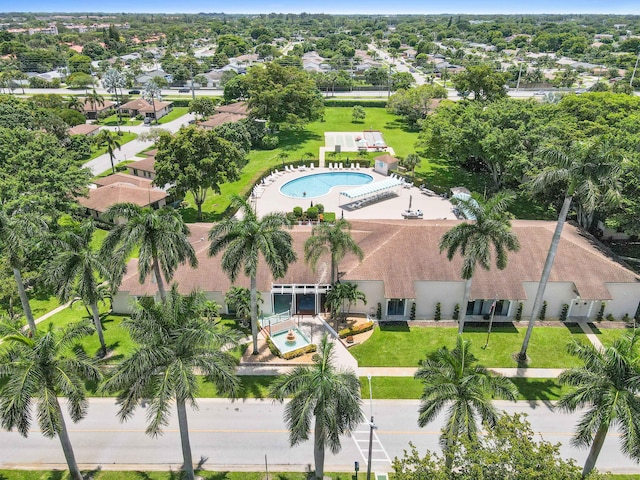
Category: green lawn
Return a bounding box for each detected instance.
[87,132,138,161]
[360,376,572,401]
[0,471,354,480]
[43,303,136,359]
[96,114,142,127]
[157,107,189,124]
[181,107,421,222]
[94,160,135,178]
[28,294,61,319]
[350,324,586,368]
[0,470,633,480]
[593,325,637,348]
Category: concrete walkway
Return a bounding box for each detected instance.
[357,367,565,379]
[575,318,604,350]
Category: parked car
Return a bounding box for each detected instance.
[128,89,141,94]
[143,117,152,126]
[178,88,190,93]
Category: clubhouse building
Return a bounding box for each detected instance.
[112,220,640,322]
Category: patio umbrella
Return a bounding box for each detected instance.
[408,195,412,210]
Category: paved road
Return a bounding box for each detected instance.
[82,112,196,175]
[1,398,638,474]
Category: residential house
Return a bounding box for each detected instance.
[78,173,167,219]
[68,123,101,136]
[135,69,171,86]
[119,98,173,120]
[112,220,640,322]
[82,98,115,120]
[199,101,249,130]
[127,150,157,180]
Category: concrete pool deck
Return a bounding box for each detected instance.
[251,167,457,221]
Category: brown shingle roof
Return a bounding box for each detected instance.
[119,98,172,113]
[375,154,397,164]
[69,124,101,135]
[117,220,639,301]
[216,101,249,116]
[93,173,154,188]
[78,183,167,213]
[126,157,156,174]
[199,112,246,129]
[81,99,115,113]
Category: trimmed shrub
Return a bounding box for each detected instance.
[597,302,606,321]
[516,302,523,321]
[293,206,303,218]
[261,135,279,150]
[315,203,325,214]
[560,304,569,322]
[623,313,631,323]
[606,313,615,322]
[376,302,382,320]
[323,212,336,222]
[453,303,460,320]
[538,301,547,321]
[338,321,375,339]
[324,99,388,108]
[306,206,319,220]
[266,336,281,357]
[282,343,317,360]
[410,302,416,320]
[434,302,441,321]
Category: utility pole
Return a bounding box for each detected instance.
[516,61,523,90]
[366,375,377,480]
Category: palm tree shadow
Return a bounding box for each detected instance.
[379,321,410,332]
[42,471,65,480]
[511,378,562,410]
[81,467,102,480]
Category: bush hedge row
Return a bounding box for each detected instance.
[338,321,375,339]
[324,99,388,108]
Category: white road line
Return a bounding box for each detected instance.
[351,427,392,466]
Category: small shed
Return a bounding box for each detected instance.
[374,154,399,176]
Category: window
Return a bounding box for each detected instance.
[387,299,405,316]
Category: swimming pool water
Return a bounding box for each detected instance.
[280,172,373,198]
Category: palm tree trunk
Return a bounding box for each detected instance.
[582,424,608,478]
[152,257,167,303]
[250,275,259,355]
[13,267,36,334]
[109,152,116,174]
[313,416,325,480]
[90,301,107,357]
[176,398,196,480]
[55,399,83,480]
[518,195,572,361]
[458,277,472,334]
[114,89,122,133]
[330,255,337,285]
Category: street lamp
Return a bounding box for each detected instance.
[366,375,377,480]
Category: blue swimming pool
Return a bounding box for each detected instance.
[280,172,373,198]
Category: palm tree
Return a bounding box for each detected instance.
[86,88,105,111]
[277,151,289,169]
[208,195,296,355]
[557,333,640,478]
[326,281,366,329]
[415,335,518,470]
[101,286,240,480]
[518,139,622,362]
[402,153,422,181]
[304,219,364,285]
[0,210,47,334]
[95,130,122,175]
[0,321,101,480]
[143,78,162,124]
[66,95,83,112]
[47,219,112,357]
[439,192,520,334]
[100,204,198,303]
[102,68,126,132]
[269,334,364,480]
[224,285,262,327]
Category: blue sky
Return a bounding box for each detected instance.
[3,0,639,14]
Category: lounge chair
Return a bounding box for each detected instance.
[328,163,333,170]
[356,163,360,170]
[339,163,344,170]
[299,164,306,172]
[310,163,315,170]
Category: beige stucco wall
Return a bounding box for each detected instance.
[350,280,384,317]
[415,281,465,319]
[522,282,576,319]
[603,283,640,319]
